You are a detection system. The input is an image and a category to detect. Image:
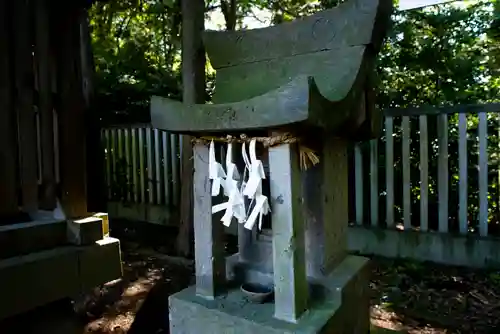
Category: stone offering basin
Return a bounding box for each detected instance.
[240,283,274,304]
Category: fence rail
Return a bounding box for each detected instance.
[102,125,181,208]
[102,102,500,267]
[354,103,500,238]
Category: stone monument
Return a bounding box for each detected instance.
[150,0,392,332]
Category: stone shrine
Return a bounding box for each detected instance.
[150,0,392,332]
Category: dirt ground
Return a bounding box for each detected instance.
[3,238,500,334]
[370,258,500,333]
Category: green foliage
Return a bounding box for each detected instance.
[89,0,182,124]
[373,1,500,231]
[378,1,498,108]
[110,157,131,201]
[489,0,500,76]
[90,0,500,231]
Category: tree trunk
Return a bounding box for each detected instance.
[176,0,206,257]
[221,0,237,31]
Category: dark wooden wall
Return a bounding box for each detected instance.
[0,0,102,221]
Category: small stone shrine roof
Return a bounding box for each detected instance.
[151,0,393,135]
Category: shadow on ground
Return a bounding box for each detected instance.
[2,221,500,333]
[370,257,500,334]
[80,242,194,333]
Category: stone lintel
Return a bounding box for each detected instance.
[268,142,308,323]
[193,143,226,299]
[150,77,309,134]
[304,136,348,278]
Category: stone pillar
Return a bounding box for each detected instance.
[193,143,226,299]
[268,143,308,323]
[303,136,348,278]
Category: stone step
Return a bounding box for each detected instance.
[0,237,122,320]
[0,213,109,259]
[0,220,67,260]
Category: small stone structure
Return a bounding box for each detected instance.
[151,0,392,332]
[0,0,122,320]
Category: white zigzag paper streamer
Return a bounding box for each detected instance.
[208,140,226,196]
[209,139,270,230]
[220,143,246,226]
[242,139,270,230]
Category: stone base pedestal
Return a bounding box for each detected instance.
[169,255,370,334]
[0,237,122,320]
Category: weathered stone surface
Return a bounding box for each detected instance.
[0,247,80,320]
[226,137,350,280]
[193,143,226,299]
[303,136,349,278]
[268,143,308,322]
[0,220,67,259]
[0,237,123,320]
[151,75,311,133]
[78,237,123,291]
[169,255,370,334]
[158,0,392,331]
[150,0,393,136]
[203,0,392,69]
[320,255,371,334]
[212,47,364,104]
[67,216,104,245]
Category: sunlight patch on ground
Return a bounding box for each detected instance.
[84,268,164,333]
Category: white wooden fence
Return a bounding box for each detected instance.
[355,104,500,236]
[102,103,500,268]
[102,124,181,206]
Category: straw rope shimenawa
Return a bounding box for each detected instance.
[191,133,320,170]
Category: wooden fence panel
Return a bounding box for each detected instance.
[124,128,131,202]
[0,0,18,216]
[478,112,488,237]
[370,140,378,227]
[402,116,411,229]
[35,0,56,210]
[14,0,38,213]
[437,114,449,233]
[354,144,363,225]
[419,115,429,232]
[385,117,394,228]
[131,128,139,202]
[458,113,468,234]
[162,132,172,206]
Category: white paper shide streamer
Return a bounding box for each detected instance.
[208,140,226,196]
[209,139,270,230]
[242,139,270,230]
